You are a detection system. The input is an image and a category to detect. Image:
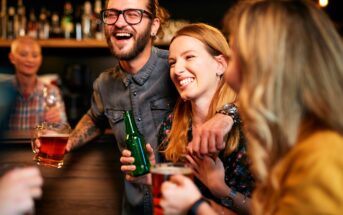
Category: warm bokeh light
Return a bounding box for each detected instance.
[319,0,329,7]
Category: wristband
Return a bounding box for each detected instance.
[220,189,237,208]
[187,197,209,215]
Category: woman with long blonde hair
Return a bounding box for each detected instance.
[226,0,343,214]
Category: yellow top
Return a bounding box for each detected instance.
[267,130,343,215]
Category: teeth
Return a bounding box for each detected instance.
[180,78,194,86]
[116,32,131,37]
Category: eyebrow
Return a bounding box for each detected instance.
[168,49,197,60]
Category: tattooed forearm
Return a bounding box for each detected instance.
[69,114,101,150]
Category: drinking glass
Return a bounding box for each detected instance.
[151,163,193,215]
[43,86,58,109]
[31,122,71,168]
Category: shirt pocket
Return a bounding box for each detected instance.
[150,97,174,127]
[105,108,124,126]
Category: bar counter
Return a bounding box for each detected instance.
[0,131,123,215]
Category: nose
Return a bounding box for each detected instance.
[114,13,127,27]
[29,54,40,61]
[173,60,185,75]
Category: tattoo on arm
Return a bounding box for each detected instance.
[70,115,101,149]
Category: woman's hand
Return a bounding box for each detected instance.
[186,155,228,198]
[160,174,202,215]
[120,143,155,185]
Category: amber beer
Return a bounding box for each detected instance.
[32,122,71,168]
[151,163,193,215]
[36,134,69,168]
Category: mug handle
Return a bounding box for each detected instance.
[31,124,43,154]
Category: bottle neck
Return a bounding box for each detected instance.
[124,111,138,135]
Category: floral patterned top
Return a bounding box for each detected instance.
[157,113,255,206]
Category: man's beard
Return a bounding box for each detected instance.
[106,25,152,61]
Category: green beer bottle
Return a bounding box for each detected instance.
[123,110,150,176]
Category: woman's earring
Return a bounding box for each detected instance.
[151,32,156,37]
[216,72,223,78]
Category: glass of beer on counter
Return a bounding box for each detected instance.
[151,163,193,215]
[31,122,71,168]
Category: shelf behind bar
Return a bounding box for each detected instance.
[0,39,108,48]
[0,39,169,48]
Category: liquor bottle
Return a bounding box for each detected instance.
[15,0,26,37]
[38,8,50,39]
[82,1,92,39]
[123,110,150,176]
[0,0,7,39]
[93,0,103,40]
[50,12,62,38]
[27,9,38,38]
[6,6,15,39]
[61,1,74,39]
[74,4,82,40]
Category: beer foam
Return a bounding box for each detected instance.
[151,165,192,175]
[40,133,69,138]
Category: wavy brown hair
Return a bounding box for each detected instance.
[225,0,343,214]
[162,23,238,163]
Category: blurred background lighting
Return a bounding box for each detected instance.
[319,0,329,7]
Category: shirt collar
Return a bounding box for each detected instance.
[12,77,44,99]
[119,47,159,87]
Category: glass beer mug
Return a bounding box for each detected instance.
[31,122,71,168]
[151,163,193,215]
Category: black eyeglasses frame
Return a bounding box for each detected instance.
[100,8,154,25]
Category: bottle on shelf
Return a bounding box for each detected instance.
[82,1,92,39]
[27,9,38,39]
[93,0,104,40]
[15,0,26,37]
[74,4,82,40]
[38,8,50,39]
[61,1,74,39]
[50,12,62,38]
[0,0,7,39]
[6,6,15,39]
[123,110,151,176]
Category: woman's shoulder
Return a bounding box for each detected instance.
[272,130,343,213]
[295,129,343,157]
[277,130,343,181]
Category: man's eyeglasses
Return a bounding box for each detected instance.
[100,8,153,25]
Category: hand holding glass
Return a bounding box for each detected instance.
[31,122,71,168]
[151,163,193,215]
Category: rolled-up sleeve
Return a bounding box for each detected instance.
[87,72,110,129]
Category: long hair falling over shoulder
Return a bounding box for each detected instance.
[162,23,238,163]
[225,0,343,213]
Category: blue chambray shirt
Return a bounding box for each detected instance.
[87,47,177,215]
